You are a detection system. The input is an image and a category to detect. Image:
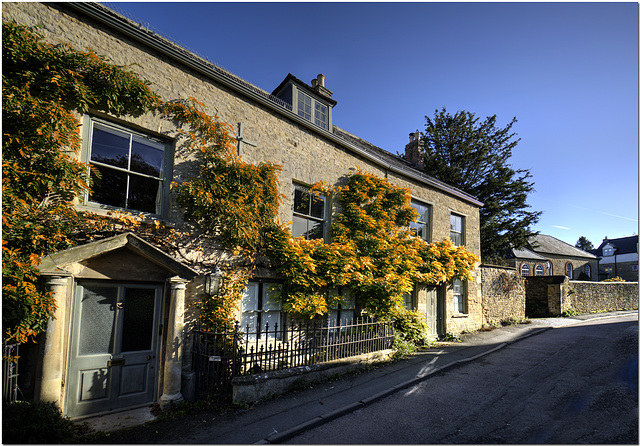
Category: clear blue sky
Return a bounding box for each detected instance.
[106,1,638,249]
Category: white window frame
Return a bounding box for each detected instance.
[296,90,329,130]
[450,213,465,246]
[241,281,283,340]
[521,263,531,277]
[603,247,614,256]
[292,183,328,241]
[452,279,466,314]
[534,264,544,276]
[410,199,432,243]
[566,262,574,279]
[82,117,172,218]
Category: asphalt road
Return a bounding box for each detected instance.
[285,314,638,444]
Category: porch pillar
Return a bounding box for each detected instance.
[160,276,189,409]
[37,275,71,408]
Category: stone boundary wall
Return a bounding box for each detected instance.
[525,276,638,316]
[566,281,638,314]
[480,264,526,326]
[231,349,393,404]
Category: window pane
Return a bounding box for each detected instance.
[310,194,325,219]
[450,214,462,232]
[242,283,259,312]
[128,174,161,214]
[294,188,310,215]
[121,288,155,352]
[79,286,117,356]
[263,285,282,311]
[451,232,463,246]
[307,220,324,240]
[131,138,164,177]
[91,124,130,168]
[292,215,309,238]
[90,164,127,208]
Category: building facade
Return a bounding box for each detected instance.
[4,2,483,418]
[506,234,598,281]
[590,236,639,282]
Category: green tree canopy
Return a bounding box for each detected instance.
[419,108,541,262]
[575,236,594,251]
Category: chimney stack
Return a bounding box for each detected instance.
[405,130,424,169]
[311,74,333,99]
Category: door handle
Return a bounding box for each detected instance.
[107,358,125,367]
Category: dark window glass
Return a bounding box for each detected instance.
[121,288,156,352]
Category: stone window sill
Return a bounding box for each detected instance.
[452,313,468,318]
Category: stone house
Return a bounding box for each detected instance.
[590,235,639,281]
[3,2,483,419]
[506,234,598,281]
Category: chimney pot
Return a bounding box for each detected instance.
[317,74,325,87]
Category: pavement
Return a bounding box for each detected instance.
[80,310,638,443]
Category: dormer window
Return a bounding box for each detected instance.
[272,73,336,132]
[603,247,614,256]
[297,91,328,130]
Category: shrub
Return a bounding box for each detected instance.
[603,276,625,282]
[2,401,89,443]
[391,307,431,348]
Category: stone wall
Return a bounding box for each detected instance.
[525,276,638,316]
[566,281,639,314]
[480,265,526,326]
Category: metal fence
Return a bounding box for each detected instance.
[192,317,394,397]
[3,342,20,404]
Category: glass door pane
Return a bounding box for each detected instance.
[121,287,156,352]
[78,286,117,356]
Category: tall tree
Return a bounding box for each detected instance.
[575,236,594,251]
[420,108,541,262]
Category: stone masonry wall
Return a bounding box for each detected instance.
[565,281,638,314]
[525,276,638,316]
[2,4,483,338]
[480,265,526,326]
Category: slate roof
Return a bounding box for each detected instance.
[528,234,597,259]
[591,235,639,256]
[508,247,548,261]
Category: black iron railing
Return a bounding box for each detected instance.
[3,342,20,404]
[192,317,394,397]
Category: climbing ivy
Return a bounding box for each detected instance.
[3,21,479,340]
[2,22,159,343]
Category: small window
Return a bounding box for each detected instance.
[604,266,613,273]
[453,279,466,313]
[328,289,355,328]
[603,247,614,256]
[632,265,638,272]
[584,264,591,279]
[241,282,282,339]
[535,264,544,276]
[87,119,170,216]
[402,290,415,311]
[450,213,464,246]
[565,262,574,279]
[297,91,329,130]
[410,200,432,242]
[292,184,327,240]
[314,102,328,129]
[521,263,531,276]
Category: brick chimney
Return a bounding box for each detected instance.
[405,130,424,169]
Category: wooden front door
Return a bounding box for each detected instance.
[425,286,445,338]
[65,282,162,418]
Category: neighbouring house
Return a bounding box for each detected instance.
[590,235,639,282]
[3,2,484,418]
[505,234,598,281]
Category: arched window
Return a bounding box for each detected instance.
[584,264,591,279]
[547,262,553,275]
[535,264,544,276]
[521,263,531,276]
[565,262,573,279]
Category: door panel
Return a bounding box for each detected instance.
[425,286,446,339]
[66,282,162,418]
